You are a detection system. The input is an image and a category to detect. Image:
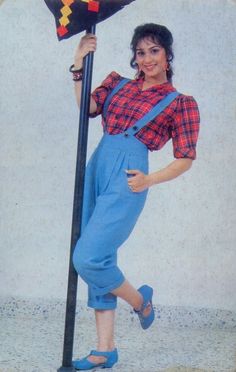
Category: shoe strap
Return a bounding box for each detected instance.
[134,299,152,314]
[91,349,116,357]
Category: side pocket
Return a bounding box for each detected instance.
[126,154,149,195]
[101,148,122,194]
[128,154,149,176]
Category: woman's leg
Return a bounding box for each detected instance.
[111,280,143,309]
[111,280,152,316]
[73,190,147,302]
[87,309,116,364]
[95,310,116,351]
[88,280,152,364]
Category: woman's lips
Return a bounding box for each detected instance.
[144,64,156,71]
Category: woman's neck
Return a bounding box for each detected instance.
[142,70,168,87]
[144,74,167,85]
[142,76,168,91]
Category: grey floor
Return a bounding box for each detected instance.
[0,299,236,372]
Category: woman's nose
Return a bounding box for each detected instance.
[143,52,152,63]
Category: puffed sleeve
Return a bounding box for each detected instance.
[90,71,122,117]
[171,95,200,160]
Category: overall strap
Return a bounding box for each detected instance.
[103,78,130,120]
[126,91,180,136]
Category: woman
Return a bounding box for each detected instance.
[71,23,200,370]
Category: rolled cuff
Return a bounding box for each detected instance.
[89,92,103,118]
[91,274,125,297]
[174,147,197,160]
[87,300,118,310]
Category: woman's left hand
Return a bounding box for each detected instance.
[125,169,152,193]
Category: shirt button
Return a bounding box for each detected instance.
[133,126,138,130]
[124,132,129,137]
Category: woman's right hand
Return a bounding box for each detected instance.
[74,34,97,69]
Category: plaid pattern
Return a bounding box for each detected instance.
[91,72,200,159]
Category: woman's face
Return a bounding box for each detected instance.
[135,37,168,81]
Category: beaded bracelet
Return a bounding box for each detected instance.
[69,64,83,81]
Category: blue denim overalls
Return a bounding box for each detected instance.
[73,79,179,310]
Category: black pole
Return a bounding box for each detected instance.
[58,24,96,372]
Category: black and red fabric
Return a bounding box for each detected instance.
[44,0,135,40]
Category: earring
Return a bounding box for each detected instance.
[164,61,171,71]
[162,63,170,73]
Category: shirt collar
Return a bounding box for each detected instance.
[136,76,176,94]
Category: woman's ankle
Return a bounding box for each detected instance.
[133,292,144,311]
[97,343,115,352]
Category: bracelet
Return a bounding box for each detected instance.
[69,64,83,82]
[69,64,83,73]
[73,71,83,81]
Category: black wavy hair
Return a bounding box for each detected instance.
[130,23,174,81]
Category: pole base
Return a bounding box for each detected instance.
[57,366,76,372]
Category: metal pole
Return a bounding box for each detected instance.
[58,24,96,372]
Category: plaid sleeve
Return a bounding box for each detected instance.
[171,95,200,160]
[90,71,122,117]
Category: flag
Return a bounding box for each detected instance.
[44,0,136,40]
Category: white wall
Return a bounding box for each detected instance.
[0,0,236,311]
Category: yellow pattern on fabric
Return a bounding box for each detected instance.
[61,5,72,17]
[59,15,70,26]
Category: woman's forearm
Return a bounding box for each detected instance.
[73,57,83,108]
[73,35,97,113]
[126,158,193,193]
[73,58,97,113]
[148,158,193,186]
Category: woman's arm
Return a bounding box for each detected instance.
[126,158,193,192]
[126,94,199,193]
[73,34,97,114]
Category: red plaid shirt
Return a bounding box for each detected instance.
[91,71,200,159]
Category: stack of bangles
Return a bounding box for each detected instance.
[69,64,83,81]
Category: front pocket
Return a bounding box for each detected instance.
[123,154,149,195]
[127,154,149,175]
[99,148,123,194]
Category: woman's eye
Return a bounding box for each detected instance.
[136,51,145,57]
[151,48,160,54]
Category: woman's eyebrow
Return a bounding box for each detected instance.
[136,45,161,51]
[149,44,161,49]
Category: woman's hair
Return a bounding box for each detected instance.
[130,23,174,81]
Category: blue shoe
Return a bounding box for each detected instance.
[73,348,118,370]
[134,285,155,330]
